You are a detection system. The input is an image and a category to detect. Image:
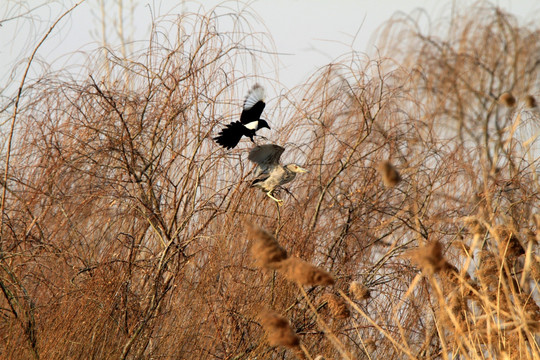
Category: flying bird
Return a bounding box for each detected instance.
[214,84,270,149]
[248,144,308,205]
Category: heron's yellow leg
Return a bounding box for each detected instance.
[266,191,283,206]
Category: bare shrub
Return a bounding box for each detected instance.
[1,2,539,360]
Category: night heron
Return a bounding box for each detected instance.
[248,144,308,205]
[214,84,270,149]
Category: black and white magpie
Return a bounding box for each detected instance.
[214,84,270,149]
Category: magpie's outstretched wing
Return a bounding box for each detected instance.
[240,84,266,124]
[213,121,245,149]
[248,144,285,175]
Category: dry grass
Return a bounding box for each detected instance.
[0,2,539,359]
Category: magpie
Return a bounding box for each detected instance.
[214,84,270,149]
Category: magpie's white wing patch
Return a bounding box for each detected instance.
[244,121,260,130]
[243,84,265,110]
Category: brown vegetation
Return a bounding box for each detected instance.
[0,2,539,359]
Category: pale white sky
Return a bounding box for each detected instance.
[0,0,538,96]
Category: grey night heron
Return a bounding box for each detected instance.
[214,84,270,149]
[248,144,308,205]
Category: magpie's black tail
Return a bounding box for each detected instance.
[214,121,245,149]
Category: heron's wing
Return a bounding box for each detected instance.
[240,84,265,124]
[251,171,271,186]
[248,144,285,168]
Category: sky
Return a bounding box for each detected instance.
[0,0,539,97]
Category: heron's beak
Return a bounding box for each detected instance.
[297,166,309,173]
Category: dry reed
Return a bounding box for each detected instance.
[349,281,370,300]
[408,240,448,275]
[259,310,301,348]
[247,223,288,269]
[278,257,335,286]
[321,293,350,319]
[499,92,517,107]
[1,2,539,359]
[363,337,376,354]
[524,95,537,108]
[495,225,525,258]
[377,161,401,187]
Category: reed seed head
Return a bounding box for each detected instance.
[499,92,516,107]
[258,310,300,349]
[321,293,350,319]
[475,250,500,290]
[349,281,371,300]
[524,95,537,108]
[448,292,469,322]
[279,257,335,286]
[409,240,447,275]
[531,260,540,282]
[377,161,401,187]
[463,216,485,236]
[246,223,288,269]
[517,292,540,321]
[495,225,525,258]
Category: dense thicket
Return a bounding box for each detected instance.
[1,3,538,359]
